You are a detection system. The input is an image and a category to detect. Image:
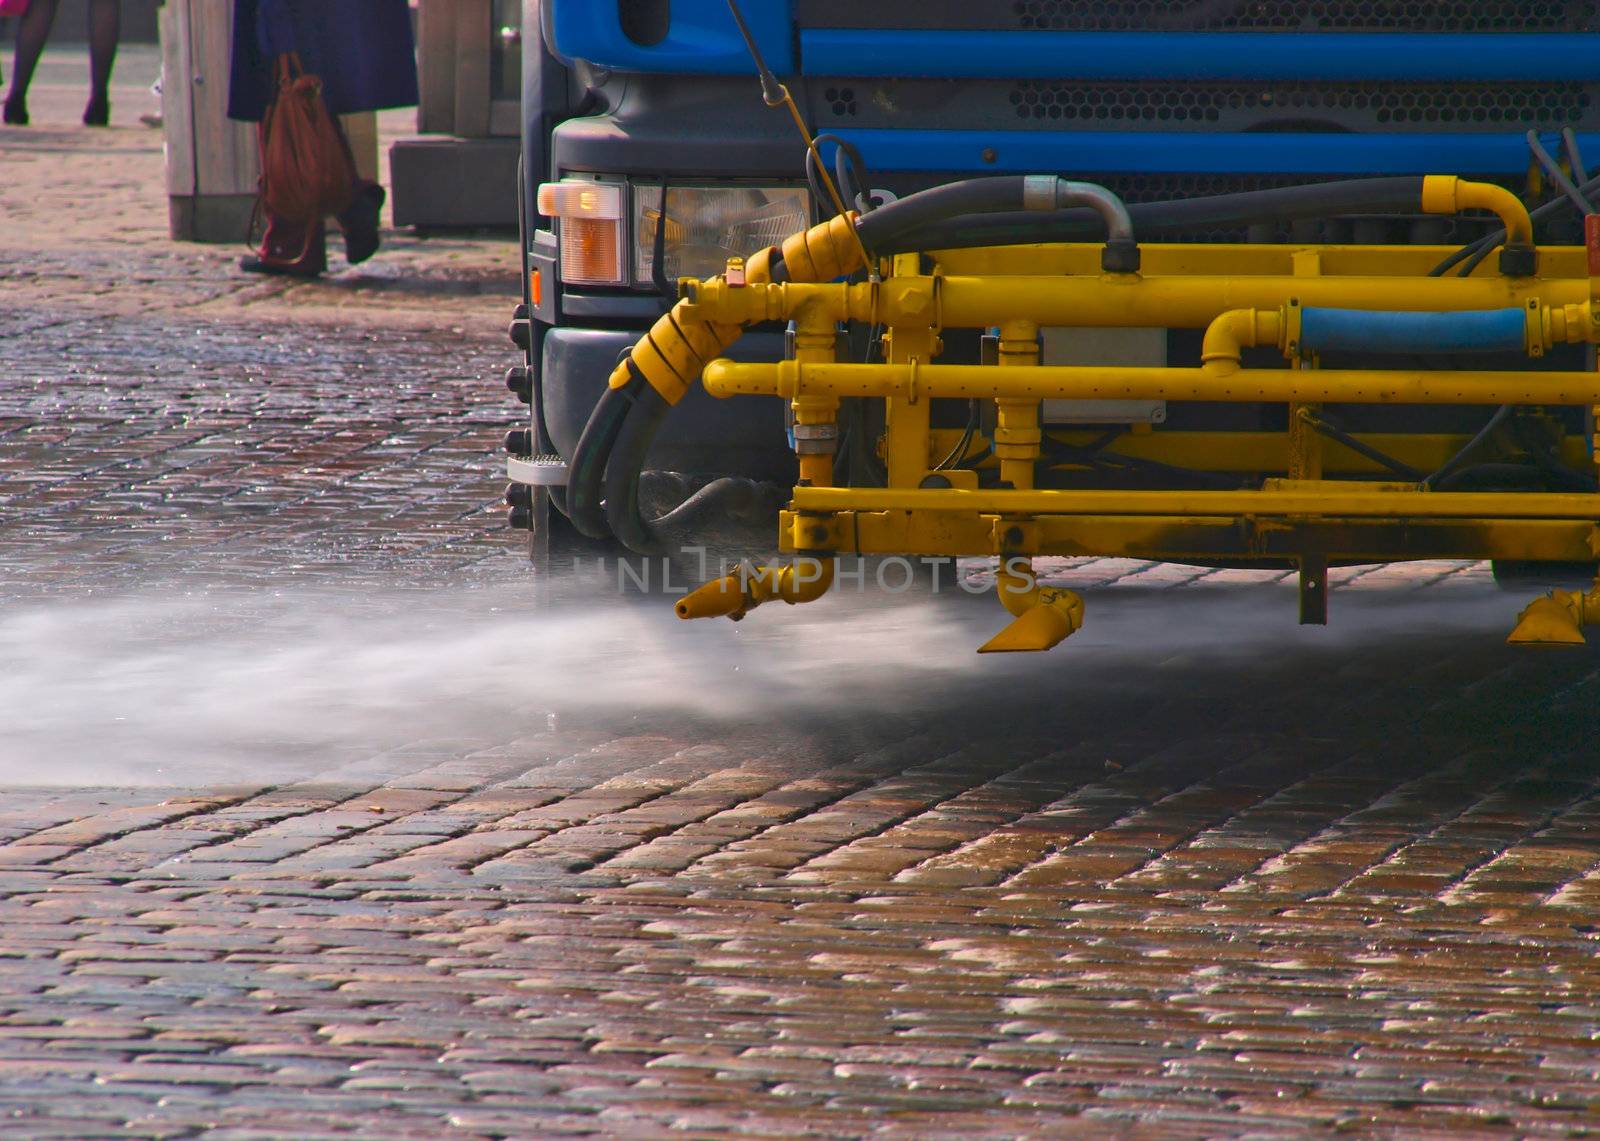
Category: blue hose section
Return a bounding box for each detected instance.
[1299,308,1527,356]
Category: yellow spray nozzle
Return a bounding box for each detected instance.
[1506,591,1588,648]
[675,575,748,621]
[675,559,837,622]
[978,589,1085,654]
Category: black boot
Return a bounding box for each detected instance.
[3,96,27,126]
[83,94,109,126]
[336,181,385,266]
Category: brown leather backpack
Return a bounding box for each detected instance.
[259,54,353,224]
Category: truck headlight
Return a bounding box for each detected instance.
[633,185,809,286]
[536,178,627,286]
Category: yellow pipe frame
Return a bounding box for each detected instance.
[651,173,1600,649]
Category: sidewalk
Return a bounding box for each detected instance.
[1,43,528,601]
[1,43,521,332]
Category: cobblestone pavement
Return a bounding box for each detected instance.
[6,46,1600,1141]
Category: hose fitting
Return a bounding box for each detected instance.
[1421,175,1536,277]
[1053,180,1139,273]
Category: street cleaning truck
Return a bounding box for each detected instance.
[505,0,1600,650]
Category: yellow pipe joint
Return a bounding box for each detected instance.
[1421,175,1534,248]
[1201,308,1285,372]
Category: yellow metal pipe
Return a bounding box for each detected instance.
[807,511,1598,563]
[995,320,1041,489]
[789,486,1600,520]
[684,277,1594,336]
[1421,175,1534,248]
[790,304,840,488]
[927,243,1593,280]
[703,359,1600,406]
[882,253,938,488]
[924,276,1589,331]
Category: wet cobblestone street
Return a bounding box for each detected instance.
[5,46,1600,1141]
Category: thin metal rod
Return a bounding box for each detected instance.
[725,0,872,267]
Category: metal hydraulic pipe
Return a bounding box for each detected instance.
[702,360,1600,407]
[682,277,1593,333]
[923,276,1589,329]
[788,486,1600,520]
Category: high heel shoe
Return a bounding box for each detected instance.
[2,97,28,126]
[83,96,109,127]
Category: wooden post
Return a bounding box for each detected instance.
[162,0,260,242]
[416,0,459,135]
[451,0,493,138]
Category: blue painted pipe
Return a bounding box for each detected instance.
[799,31,1600,82]
[1299,308,1527,356]
[817,129,1600,176]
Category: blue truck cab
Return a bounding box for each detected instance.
[504,0,1600,547]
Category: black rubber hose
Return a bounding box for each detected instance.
[1297,410,1425,482]
[602,385,673,554]
[566,379,639,539]
[1527,130,1594,216]
[1424,403,1512,490]
[855,177,1038,247]
[875,176,1426,253]
[601,385,789,554]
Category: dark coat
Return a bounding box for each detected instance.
[228,0,419,122]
